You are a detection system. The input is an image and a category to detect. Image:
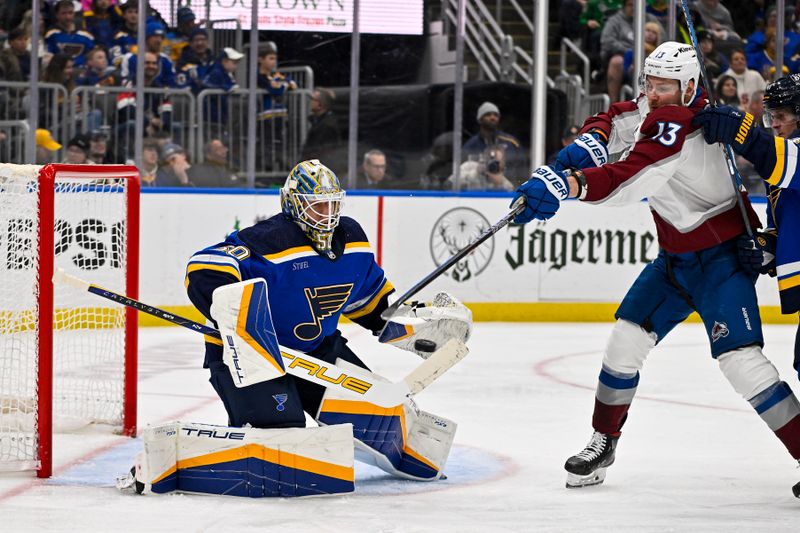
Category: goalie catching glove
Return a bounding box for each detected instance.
[210,278,285,387]
[379,292,472,359]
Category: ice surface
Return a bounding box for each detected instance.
[1,323,799,532]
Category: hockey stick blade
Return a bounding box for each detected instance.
[53,268,461,407]
[380,198,526,322]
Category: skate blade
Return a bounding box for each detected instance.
[565,467,607,489]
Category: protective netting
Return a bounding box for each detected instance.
[0,165,130,471]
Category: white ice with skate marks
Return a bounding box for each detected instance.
[1,323,799,532]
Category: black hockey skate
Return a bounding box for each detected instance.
[564,431,618,488]
[793,480,800,499]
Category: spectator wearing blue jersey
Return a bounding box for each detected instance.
[175,28,214,92]
[109,0,138,65]
[119,21,176,87]
[45,0,95,66]
[200,47,244,127]
[82,0,123,49]
[257,41,296,118]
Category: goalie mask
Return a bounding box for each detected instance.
[640,41,701,106]
[281,160,345,257]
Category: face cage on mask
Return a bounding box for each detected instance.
[292,192,345,232]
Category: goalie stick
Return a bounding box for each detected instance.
[53,268,468,408]
[380,198,526,322]
[679,0,754,238]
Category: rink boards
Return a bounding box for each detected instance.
[132,189,785,323]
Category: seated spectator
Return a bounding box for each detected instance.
[82,0,123,50]
[748,27,799,81]
[166,6,200,63]
[0,27,31,81]
[119,22,176,87]
[300,87,341,162]
[139,138,160,186]
[576,0,622,76]
[746,6,800,74]
[448,145,514,192]
[201,47,245,125]
[109,1,137,65]
[623,21,662,84]
[463,101,524,179]
[722,48,767,106]
[257,41,296,118]
[88,131,112,163]
[697,30,728,82]
[420,131,454,190]
[547,124,580,166]
[601,0,662,102]
[76,47,117,86]
[187,139,242,188]
[691,0,742,56]
[176,28,214,92]
[156,142,193,187]
[116,51,174,160]
[35,128,62,164]
[40,53,77,130]
[714,75,741,109]
[45,0,95,66]
[63,134,92,164]
[357,149,394,189]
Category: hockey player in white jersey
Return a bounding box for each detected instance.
[515,42,800,495]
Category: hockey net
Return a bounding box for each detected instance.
[0,164,140,477]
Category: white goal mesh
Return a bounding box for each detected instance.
[0,164,139,475]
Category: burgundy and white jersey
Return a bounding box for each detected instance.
[579,92,759,253]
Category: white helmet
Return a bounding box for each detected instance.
[641,41,700,106]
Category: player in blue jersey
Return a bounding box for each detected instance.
[694,75,800,385]
[182,160,471,490]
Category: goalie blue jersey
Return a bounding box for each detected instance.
[185,214,394,365]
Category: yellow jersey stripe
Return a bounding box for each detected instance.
[344,280,395,319]
[778,273,800,291]
[264,245,315,261]
[175,443,354,482]
[768,137,786,186]
[344,241,371,251]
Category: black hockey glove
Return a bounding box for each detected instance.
[692,106,758,154]
[755,230,778,277]
[736,234,764,277]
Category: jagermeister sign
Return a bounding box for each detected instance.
[159,0,423,34]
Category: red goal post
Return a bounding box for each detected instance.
[0,164,140,478]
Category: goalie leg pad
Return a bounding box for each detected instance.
[123,422,355,497]
[210,278,285,388]
[316,360,457,481]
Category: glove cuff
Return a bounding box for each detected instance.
[568,169,588,200]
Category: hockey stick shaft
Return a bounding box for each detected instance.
[54,269,467,407]
[679,0,753,237]
[380,198,526,321]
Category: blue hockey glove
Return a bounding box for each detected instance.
[755,230,778,277]
[512,166,570,224]
[692,106,758,154]
[737,235,763,276]
[554,132,608,172]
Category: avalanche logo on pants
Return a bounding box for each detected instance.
[273,394,288,412]
[711,321,729,342]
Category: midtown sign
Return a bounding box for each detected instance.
[158,0,423,35]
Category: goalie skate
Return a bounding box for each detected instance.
[564,431,618,489]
